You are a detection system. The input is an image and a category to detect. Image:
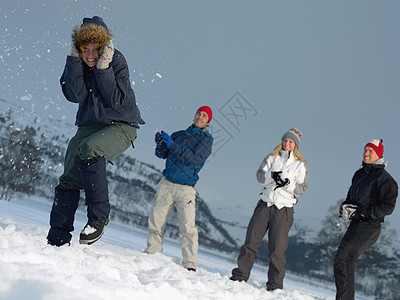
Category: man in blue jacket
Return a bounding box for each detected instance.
[145,106,213,271]
[47,16,144,247]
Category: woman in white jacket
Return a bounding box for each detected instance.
[230,128,309,291]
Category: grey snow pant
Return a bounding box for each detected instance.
[334,220,381,300]
[231,200,294,290]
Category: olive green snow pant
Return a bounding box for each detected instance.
[231,200,294,290]
[59,122,137,190]
[48,122,137,245]
[145,177,198,270]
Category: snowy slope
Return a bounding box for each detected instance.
[0,196,349,300]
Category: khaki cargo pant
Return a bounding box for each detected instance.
[145,177,198,269]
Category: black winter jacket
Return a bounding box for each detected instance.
[343,161,398,222]
[60,49,144,126]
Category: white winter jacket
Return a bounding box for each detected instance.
[256,150,308,209]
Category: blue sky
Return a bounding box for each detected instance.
[1,0,399,235]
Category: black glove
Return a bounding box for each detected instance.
[271,171,290,190]
[274,178,290,190]
[350,210,362,221]
[271,171,282,184]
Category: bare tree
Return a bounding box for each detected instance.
[0,125,42,200]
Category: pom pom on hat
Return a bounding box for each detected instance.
[365,139,384,158]
[282,128,303,147]
[196,106,212,122]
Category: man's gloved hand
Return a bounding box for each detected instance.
[70,41,79,58]
[97,39,114,70]
[155,131,164,147]
[160,131,173,148]
[340,204,358,221]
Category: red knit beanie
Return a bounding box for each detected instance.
[196,106,212,122]
[365,139,384,158]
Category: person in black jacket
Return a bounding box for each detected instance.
[334,139,398,300]
[47,16,144,247]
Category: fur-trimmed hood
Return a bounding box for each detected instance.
[72,16,111,56]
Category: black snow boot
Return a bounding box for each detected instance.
[47,185,80,246]
[79,217,110,245]
[79,157,110,245]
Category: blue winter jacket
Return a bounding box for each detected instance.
[60,50,144,126]
[156,125,213,186]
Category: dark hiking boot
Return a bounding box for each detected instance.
[266,287,281,292]
[79,218,109,245]
[47,185,80,246]
[47,237,71,247]
[187,268,196,272]
[229,276,246,282]
[47,227,72,247]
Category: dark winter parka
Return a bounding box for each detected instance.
[342,160,398,222]
[155,125,213,186]
[60,17,144,126]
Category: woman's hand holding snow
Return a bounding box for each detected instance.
[97,39,114,69]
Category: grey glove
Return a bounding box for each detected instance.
[340,204,358,221]
[96,39,114,69]
[70,41,79,58]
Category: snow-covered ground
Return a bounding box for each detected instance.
[0,196,367,300]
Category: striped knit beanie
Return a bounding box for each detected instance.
[282,128,303,147]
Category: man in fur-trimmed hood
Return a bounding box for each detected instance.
[47,16,144,247]
[72,19,111,58]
